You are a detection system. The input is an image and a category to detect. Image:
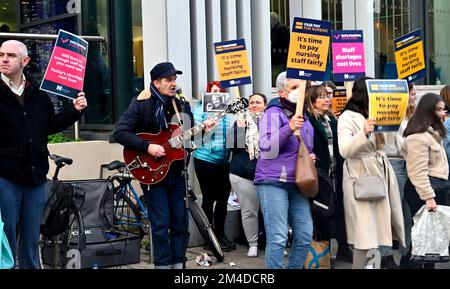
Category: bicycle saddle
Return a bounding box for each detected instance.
[107,160,126,171]
[50,154,73,167]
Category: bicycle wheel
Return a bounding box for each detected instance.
[189,198,224,262]
[113,187,149,237]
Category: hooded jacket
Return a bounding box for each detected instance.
[254,98,314,185]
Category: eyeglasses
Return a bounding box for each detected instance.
[317,94,333,99]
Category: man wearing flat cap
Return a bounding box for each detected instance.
[113,62,215,269]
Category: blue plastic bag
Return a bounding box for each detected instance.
[0,209,14,269]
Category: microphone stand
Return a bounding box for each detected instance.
[178,94,191,270]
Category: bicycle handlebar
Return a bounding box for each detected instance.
[109,172,135,182]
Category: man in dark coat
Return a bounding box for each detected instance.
[113,62,215,269]
[0,40,87,269]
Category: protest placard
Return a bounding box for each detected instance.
[286,17,331,81]
[202,93,230,113]
[367,80,409,132]
[331,89,348,115]
[40,29,89,99]
[394,29,426,83]
[332,30,366,82]
[214,39,251,89]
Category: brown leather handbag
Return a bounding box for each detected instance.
[295,135,319,198]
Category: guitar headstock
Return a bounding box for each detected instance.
[225,98,249,114]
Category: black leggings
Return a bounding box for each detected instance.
[194,158,231,237]
[404,177,450,216]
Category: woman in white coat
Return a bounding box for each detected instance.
[337,78,405,269]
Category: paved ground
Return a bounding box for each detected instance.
[120,239,352,269]
[117,239,450,270]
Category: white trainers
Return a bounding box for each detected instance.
[284,250,289,257]
[247,246,258,258]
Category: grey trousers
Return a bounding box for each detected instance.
[229,174,259,247]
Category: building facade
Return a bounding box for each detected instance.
[0,0,448,136]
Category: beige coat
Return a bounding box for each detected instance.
[403,128,449,201]
[338,110,405,250]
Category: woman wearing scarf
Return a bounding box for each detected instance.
[254,72,315,269]
[228,93,267,258]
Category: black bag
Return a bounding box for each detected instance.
[310,169,336,219]
[42,229,141,269]
[41,181,74,237]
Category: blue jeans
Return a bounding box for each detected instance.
[142,170,189,267]
[257,184,313,269]
[0,176,45,269]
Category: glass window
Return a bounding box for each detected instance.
[322,0,343,30]
[0,0,18,32]
[426,0,450,85]
[81,0,113,126]
[374,0,412,80]
[270,0,291,86]
[132,0,144,93]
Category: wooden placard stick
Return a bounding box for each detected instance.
[234,86,241,100]
[294,80,308,136]
[344,81,354,99]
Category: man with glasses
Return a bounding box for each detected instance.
[0,40,87,269]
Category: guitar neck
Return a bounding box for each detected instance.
[169,111,227,147]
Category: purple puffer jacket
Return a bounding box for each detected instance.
[254,99,314,185]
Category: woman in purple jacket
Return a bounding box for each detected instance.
[254,72,314,269]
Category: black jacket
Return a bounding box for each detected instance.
[113,91,194,172]
[0,78,83,185]
[307,111,344,193]
[228,121,257,181]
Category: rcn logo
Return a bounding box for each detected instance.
[299,71,305,76]
[56,85,63,91]
[344,74,350,80]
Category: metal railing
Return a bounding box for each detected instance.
[0,32,105,42]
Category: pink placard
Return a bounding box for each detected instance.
[332,42,366,74]
[44,46,87,90]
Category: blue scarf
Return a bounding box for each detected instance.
[150,83,173,131]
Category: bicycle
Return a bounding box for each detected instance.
[103,160,150,237]
[105,160,224,262]
[39,155,87,269]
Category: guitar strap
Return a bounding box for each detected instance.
[172,99,182,126]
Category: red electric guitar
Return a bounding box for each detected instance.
[123,98,249,185]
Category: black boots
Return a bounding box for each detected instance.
[335,242,353,263]
[381,255,399,269]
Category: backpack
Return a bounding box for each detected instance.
[41,181,74,237]
[310,168,336,219]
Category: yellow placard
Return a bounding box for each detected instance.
[395,41,425,80]
[331,89,348,115]
[215,50,251,82]
[287,33,330,71]
[369,93,408,129]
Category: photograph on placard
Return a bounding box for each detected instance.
[202,93,231,112]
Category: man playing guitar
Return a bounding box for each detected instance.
[113,62,216,269]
